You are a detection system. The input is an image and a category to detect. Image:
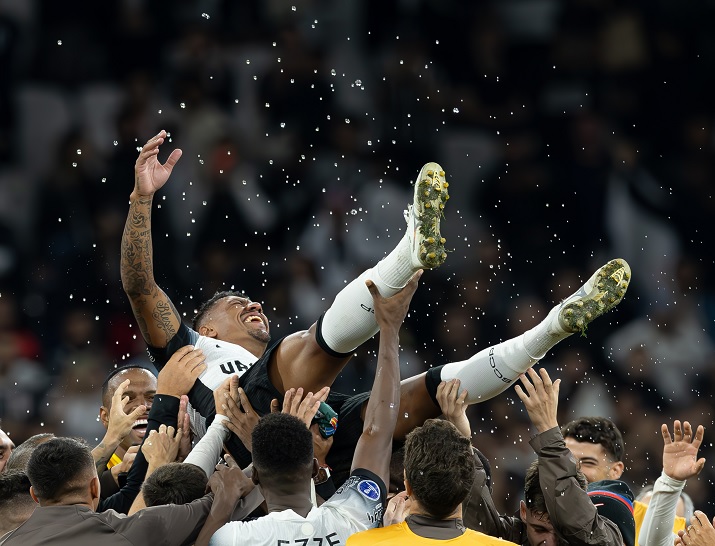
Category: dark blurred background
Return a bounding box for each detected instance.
[1,0,714,514]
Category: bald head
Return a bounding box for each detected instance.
[100,366,156,450]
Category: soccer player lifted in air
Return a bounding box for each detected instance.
[121,130,631,483]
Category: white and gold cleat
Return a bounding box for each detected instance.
[404,162,449,269]
[556,258,631,335]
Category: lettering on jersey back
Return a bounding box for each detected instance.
[276,533,339,545]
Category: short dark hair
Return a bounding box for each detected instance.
[524,459,588,515]
[26,438,95,501]
[191,290,249,330]
[561,417,625,462]
[0,470,34,510]
[101,363,157,408]
[5,433,56,472]
[142,463,208,507]
[252,413,313,483]
[403,419,476,519]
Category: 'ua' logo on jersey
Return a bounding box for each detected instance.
[220,360,250,375]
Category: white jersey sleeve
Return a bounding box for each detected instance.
[322,468,386,530]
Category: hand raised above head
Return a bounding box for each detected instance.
[134,129,183,197]
[661,420,706,481]
[514,368,561,434]
[436,379,470,439]
[280,386,330,428]
[365,270,422,332]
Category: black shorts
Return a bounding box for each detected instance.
[203,337,371,488]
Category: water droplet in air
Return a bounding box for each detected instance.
[180,102,186,108]
[291,5,297,11]
[330,69,336,76]
[345,118,350,124]
[113,140,118,146]
[201,12,210,19]
[72,162,77,167]
[453,108,459,113]
[350,209,357,215]
[57,40,62,45]
[76,149,82,155]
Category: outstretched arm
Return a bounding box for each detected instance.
[517,369,623,546]
[121,130,183,348]
[351,270,421,487]
[639,421,705,546]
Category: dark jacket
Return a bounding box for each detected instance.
[463,427,624,546]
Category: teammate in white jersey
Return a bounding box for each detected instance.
[198,271,420,546]
[121,131,631,484]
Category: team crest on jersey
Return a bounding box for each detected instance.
[357,480,380,501]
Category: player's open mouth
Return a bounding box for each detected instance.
[243,316,264,326]
[132,419,148,438]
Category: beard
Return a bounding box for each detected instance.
[248,328,271,345]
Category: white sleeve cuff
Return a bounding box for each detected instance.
[657,470,687,492]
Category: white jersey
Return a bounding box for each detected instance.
[209,471,386,546]
[190,333,259,390]
[147,323,261,437]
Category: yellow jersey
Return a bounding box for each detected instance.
[633,499,686,545]
[347,522,520,545]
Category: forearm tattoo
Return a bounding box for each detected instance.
[122,195,180,346]
[152,300,178,342]
[121,197,154,298]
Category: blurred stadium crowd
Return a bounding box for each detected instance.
[0,0,714,515]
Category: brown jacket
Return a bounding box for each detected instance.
[463,427,623,546]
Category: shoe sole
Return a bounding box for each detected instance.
[413,162,449,268]
[558,258,631,335]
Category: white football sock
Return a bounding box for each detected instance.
[320,234,417,354]
[521,304,574,359]
[440,305,573,404]
[440,335,536,404]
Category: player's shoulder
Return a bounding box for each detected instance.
[345,522,407,545]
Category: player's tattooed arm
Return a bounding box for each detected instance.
[121,134,183,348]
